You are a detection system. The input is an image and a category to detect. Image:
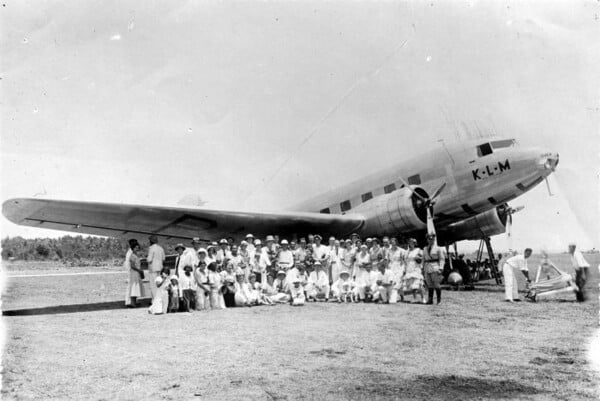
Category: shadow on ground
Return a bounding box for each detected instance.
[2,299,151,316]
[339,373,544,400]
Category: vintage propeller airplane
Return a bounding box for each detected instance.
[2,137,558,250]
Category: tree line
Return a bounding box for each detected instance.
[1,235,135,265]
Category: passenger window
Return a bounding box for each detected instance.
[361,192,373,202]
[340,200,351,212]
[384,184,396,194]
[491,139,515,149]
[319,208,330,214]
[477,143,493,157]
[407,174,421,185]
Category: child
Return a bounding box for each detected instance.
[168,275,180,313]
[179,265,196,312]
[288,278,306,306]
[332,270,356,303]
[148,268,170,315]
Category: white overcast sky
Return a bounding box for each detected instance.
[1,1,598,252]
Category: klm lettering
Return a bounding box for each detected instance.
[472,160,511,181]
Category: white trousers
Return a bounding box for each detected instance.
[502,263,519,301]
[375,286,396,303]
[147,271,159,299]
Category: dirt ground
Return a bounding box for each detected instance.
[1,254,599,400]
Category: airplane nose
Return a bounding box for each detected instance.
[542,153,559,171]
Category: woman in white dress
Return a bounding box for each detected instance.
[328,240,342,284]
[388,238,408,302]
[403,238,425,303]
[125,239,145,307]
[148,268,170,314]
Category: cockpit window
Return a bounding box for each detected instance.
[477,143,493,157]
[491,139,516,149]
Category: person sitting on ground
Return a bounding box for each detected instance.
[148,267,171,315]
[272,270,291,303]
[288,278,306,306]
[306,261,330,301]
[374,258,395,303]
[261,274,278,302]
[168,275,180,313]
[332,270,356,302]
[357,262,378,302]
[234,272,251,307]
[248,273,273,305]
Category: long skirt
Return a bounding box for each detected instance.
[148,287,169,315]
[125,270,145,306]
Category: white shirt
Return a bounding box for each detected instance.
[375,269,394,286]
[179,273,196,292]
[313,244,330,262]
[181,248,199,269]
[308,270,329,287]
[570,250,590,270]
[146,243,166,272]
[277,250,294,269]
[505,254,529,273]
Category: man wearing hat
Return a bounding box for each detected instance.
[356,262,378,302]
[288,277,306,306]
[332,270,356,302]
[173,243,187,277]
[216,239,231,268]
[245,234,256,255]
[146,235,166,299]
[181,238,202,273]
[423,233,446,304]
[307,261,330,301]
[277,239,294,272]
[272,270,291,303]
[312,234,330,266]
[569,242,590,302]
[252,239,270,284]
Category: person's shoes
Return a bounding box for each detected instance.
[514,299,522,302]
[426,300,433,305]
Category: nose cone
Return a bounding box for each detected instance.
[539,151,559,173]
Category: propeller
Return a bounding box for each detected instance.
[398,178,447,238]
[503,204,524,249]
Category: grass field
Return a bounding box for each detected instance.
[1,253,599,400]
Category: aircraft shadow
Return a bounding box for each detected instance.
[2,299,151,316]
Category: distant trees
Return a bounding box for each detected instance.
[1,235,133,263]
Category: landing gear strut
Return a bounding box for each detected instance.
[475,237,502,285]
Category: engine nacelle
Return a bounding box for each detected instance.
[354,186,428,237]
[438,205,508,242]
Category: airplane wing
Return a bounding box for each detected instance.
[2,198,364,243]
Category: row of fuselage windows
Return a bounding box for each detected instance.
[319,174,421,214]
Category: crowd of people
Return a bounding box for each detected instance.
[123,233,592,313]
[124,232,450,314]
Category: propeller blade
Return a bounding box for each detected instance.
[397,176,428,202]
[429,182,447,204]
[544,177,554,197]
[511,205,525,214]
[506,214,513,250]
[426,205,436,237]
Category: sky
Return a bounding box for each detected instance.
[1,1,598,252]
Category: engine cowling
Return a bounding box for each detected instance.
[354,186,429,237]
[438,205,509,242]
